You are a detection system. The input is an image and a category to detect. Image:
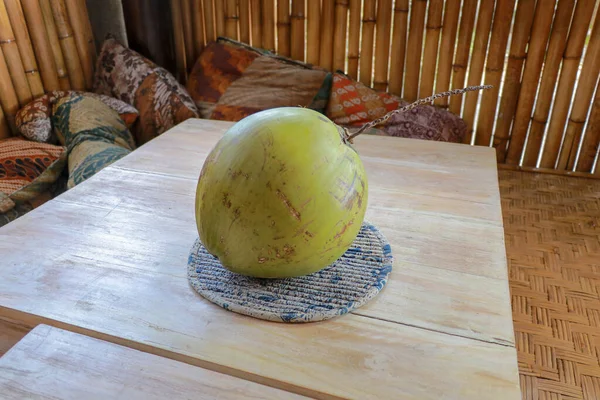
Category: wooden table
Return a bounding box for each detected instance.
[0,118,520,399]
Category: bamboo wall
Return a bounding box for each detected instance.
[0,0,95,139]
[172,0,600,176]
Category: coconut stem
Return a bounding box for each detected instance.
[343,85,493,142]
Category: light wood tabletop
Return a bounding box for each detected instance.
[0,324,305,399]
[0,118,520,399]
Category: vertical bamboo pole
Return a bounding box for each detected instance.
[64,0,93,88]
[192,0,206,58]
[21,0,60,92]
[204,0,216,43]
[522,0,576,166]
[559,14,600,170]
[0,46,19,133]
[576,80,600,172]
[77,0,95,65]
[250,0,262,48]
[215,0,225,37]
[171,0,187,83]
[448,0,477,116]
[461,0,494,144]
[50,0,85,90]
[0,106,9,139]
[387,0,408,95]
[346,0,361,79]
[319,0,334,71]
[180,0,195,67]
[225,0,239,40]
[494,0,536,161]
[359,0,376,86]
[419,0,443,98]
[261,0,275,51]
[505,0,557,164]
[0,1,32,105]
[277,0,290,56]
[332,0,348,71]
[4,0,44,97]
[388,0,408,96]
[306,0,320,65]
[239,0,251,44]
[39,0,69,90]
[403,0,427,101]
[475,0,515,147]
[373,0,393,91]
[290,0,305,61]
[541,0,597,168]
[433,0,460,107]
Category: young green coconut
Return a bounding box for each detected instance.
[195,85,491,278]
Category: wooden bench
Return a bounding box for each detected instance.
[0,324,304,399]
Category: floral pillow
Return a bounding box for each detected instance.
[93,36,199,145]
[15,91,139,144]
[326,73,467,143]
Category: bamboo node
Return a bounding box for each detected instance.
[394,7,409,12]
[426,25,443,30]
[362,18,376,23]
[290,14,305,19]
[58,33,74,39]
[24,69,39,74]
[0,38,16,44]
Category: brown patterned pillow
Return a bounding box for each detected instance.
[326,73,467,143]
[93,36,199,145]
[187,38,332,122]
[0,138,67,213]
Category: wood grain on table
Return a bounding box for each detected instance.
[0,324,305,399]
[0,119,520,399]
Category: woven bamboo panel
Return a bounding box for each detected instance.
[173,0,600,177]
[0,0,95,139]
[500,169,600,399]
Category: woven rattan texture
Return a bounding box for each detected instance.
[500,170,600,400]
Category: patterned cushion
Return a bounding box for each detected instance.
[0,175,67,228]
[326,73,467,143]
[0,137,67,213]
[93,36,199,145]
[51,93,136,188]
[15,91,139,144]
[186,38,332,122]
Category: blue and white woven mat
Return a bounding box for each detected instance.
[187,221,393,323]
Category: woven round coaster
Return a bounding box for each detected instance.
[187,221,393,323]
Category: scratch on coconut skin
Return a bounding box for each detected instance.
[292,219,316,238]
[257,244,296,264]
[275,189,301,221]
[334,218,355,239]
[222,192,232,208]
